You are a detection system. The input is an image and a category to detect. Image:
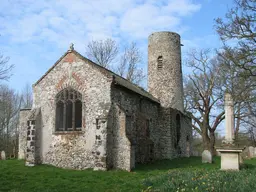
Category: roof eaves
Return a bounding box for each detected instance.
[113,77,160,104]
[33,49,159,104]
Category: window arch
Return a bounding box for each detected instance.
[55,88,82,131]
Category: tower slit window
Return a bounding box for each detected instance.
[157,56,163,69]
[55,88,82,132]
[175,114,181,148]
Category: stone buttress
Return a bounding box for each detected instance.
[25,108,41,166]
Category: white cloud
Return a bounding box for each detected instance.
[1,0,201,48]
[163,0,201,16]
[120,1,201,38]
[0,0,202,91]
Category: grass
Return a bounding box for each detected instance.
[1,157,256,192]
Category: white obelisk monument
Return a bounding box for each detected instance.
[216,92,244,170]
[224,92,235,144]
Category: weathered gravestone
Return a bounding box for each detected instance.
[202,150,212,163]
[1,151,6,160]
[248,146,254,158]
[254,147,256,158]
[241,146,249,159]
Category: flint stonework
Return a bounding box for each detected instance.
[18,31,192,171]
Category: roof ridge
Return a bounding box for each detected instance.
[72,50,159,103]
[73,50,142,88]
[33,49,159,103]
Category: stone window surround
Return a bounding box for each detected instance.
[55,87,83,133]
[53,131,84,135]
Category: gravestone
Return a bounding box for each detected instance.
[1,151,6,160]
[202,150,212,163]
[248,146,254,158]
[254,147,256,158]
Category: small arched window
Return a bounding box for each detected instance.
[157,56,163,69]
[176,114,181,145]
[55,88,82,131]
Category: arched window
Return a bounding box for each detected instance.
[176,114,181,145]
[55,88,82,131]
[157,56,163,69]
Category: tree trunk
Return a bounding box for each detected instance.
[201,128,211,151]
[209,131,216,155]
[235,103,241,140]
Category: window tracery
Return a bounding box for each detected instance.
[55,88,82,131]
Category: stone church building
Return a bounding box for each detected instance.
[18,31,192,171]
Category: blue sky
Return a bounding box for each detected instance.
[0,0,236,135]
[0,0,234,91]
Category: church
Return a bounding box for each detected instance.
[18,31,192,171]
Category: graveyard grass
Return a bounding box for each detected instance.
[1,157,256,192]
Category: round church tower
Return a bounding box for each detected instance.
[148,31,184,112]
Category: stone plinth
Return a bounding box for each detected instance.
[93,117,107,171]
[216,148,244,170]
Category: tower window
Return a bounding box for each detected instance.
[157,56,163,69]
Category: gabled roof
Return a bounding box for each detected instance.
[34,49,159,104]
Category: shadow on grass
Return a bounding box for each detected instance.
[134,156,221,172]
[2,157,256,192]
[241,158,256,169]
[3,156,256,173]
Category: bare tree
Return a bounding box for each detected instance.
[215,0,256,76]
[0,53,13,81]
[116,42,146,85]
[21,83,33,108]
[218,50,255,139]
[86,39,146,86]
[86,38,118,68]
[0,84,21,157]
[184,49,225,154]
[185,49,255,154]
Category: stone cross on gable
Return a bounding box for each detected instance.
[69,43,74,51]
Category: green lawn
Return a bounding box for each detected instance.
[1,157,256,192]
